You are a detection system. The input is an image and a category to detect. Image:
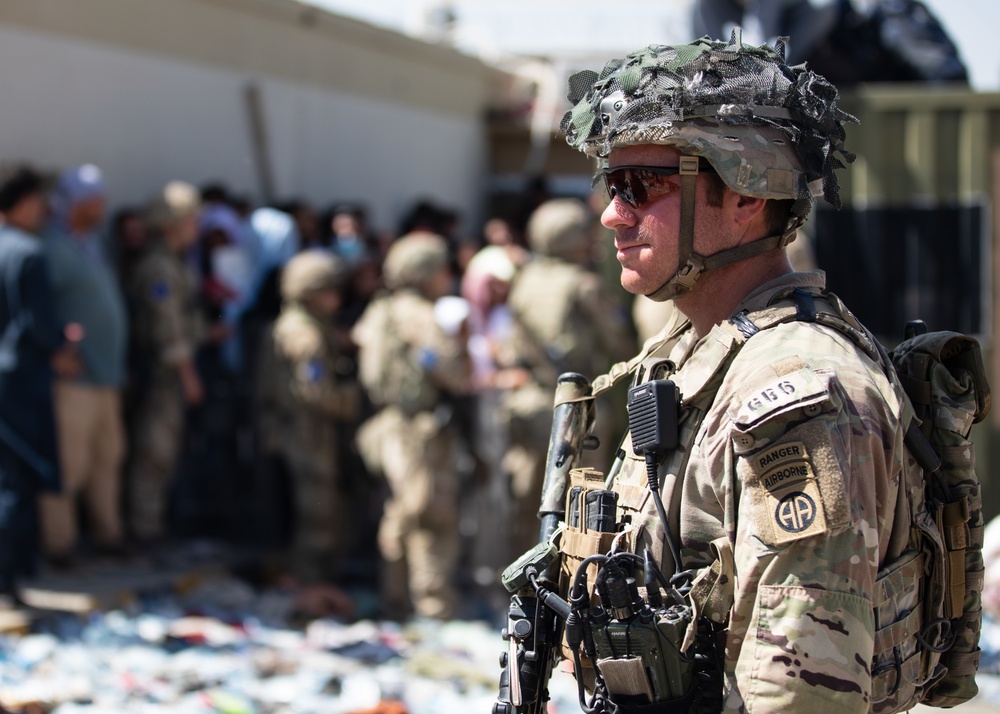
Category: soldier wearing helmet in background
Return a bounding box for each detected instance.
[264,250,360,585]
[352,231,471,620]
[127,181,207,547]
[499,198,635,562]
[551,33,917,712]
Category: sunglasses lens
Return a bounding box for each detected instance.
[605,169,643,207]
[605,167,678,208]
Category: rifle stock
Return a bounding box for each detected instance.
[494,373,593,714]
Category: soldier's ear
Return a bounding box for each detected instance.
[728,192,767,227]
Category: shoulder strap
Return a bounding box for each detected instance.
[591,316,691,396]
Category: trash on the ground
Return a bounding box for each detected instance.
[0,565,581,714]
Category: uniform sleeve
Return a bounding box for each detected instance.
[718,362,901,713]
[402,300,470,398]
[281,330,360,422]
[419,322,471,397]
[136,259,194,366]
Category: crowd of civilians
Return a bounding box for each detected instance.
[0,160,642,621]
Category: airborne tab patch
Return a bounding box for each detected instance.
[741,438,836,545]
[755,441,813,492]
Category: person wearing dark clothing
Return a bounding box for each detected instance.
[0,165,78,598]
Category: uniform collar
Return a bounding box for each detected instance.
[733,270,826,315]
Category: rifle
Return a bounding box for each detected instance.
[494,372,594,714]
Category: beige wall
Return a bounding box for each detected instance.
[0,0,507,232]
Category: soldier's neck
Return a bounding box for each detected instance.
[676,251,793,338]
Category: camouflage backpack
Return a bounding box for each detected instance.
[870,321,990,712]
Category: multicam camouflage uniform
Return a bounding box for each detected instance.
[268,250,360,583]
[558,35,914,711]
[611,272,911,712]
[127,184,204,541]
[501,199,635,559]
[353,232,471,620]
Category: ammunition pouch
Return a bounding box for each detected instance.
[554,467,723,714]
[558,467,618,667]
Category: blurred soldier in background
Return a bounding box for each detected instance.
[353,232,471,620]
[126,181,206,547]
[499,198,636,559]
[39,164,128,566]
[264,250,360,585]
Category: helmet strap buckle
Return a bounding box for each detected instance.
[679,156,701,176]
[674,256,705,291]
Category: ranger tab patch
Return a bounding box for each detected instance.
[745,440,830,545]
[756,441,812,491]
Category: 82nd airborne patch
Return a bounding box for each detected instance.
[750,441,828,545]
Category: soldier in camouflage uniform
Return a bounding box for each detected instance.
[500,198,635,560]
[352,231,471,620]
[127,181,205,543]
[265,250,360,583]
[557,34,916,712]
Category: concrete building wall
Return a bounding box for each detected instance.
[0,0,506,232]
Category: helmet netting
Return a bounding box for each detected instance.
[561,31,857,210]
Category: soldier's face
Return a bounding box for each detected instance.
[307,288,342,316]
[600,144,725,297]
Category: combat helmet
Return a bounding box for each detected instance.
[280,250,348,302]
[383,231,450,291]
[562,30,857,300]
[527,198,593,261]
[144,181,200,232]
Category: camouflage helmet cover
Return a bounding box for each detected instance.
[144,181,201,232]
[561,32,857,214]
[383,231,450,291]
[280,250,348,301]
[527,198,593,259]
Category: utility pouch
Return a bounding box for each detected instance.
[559,467,617,665]
[592,605,696,712]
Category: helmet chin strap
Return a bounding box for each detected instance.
[643,156,801,303]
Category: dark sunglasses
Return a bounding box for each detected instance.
[601,158,715,209]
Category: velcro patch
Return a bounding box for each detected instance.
[761,458,813,494]
[730,367,827,428]
[754,440,808,473]
[739,419,851,546]
[745,441,822,538]
[761,479,828,545]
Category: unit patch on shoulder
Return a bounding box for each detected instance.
[303,359,324,383]
[742,440,831,545]
[773,486,823,535]
[756,441,812,492]
[151,280,170,302]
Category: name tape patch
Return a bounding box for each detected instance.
[730,368,826,427]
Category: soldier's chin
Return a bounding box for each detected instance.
[620,268,669,297]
